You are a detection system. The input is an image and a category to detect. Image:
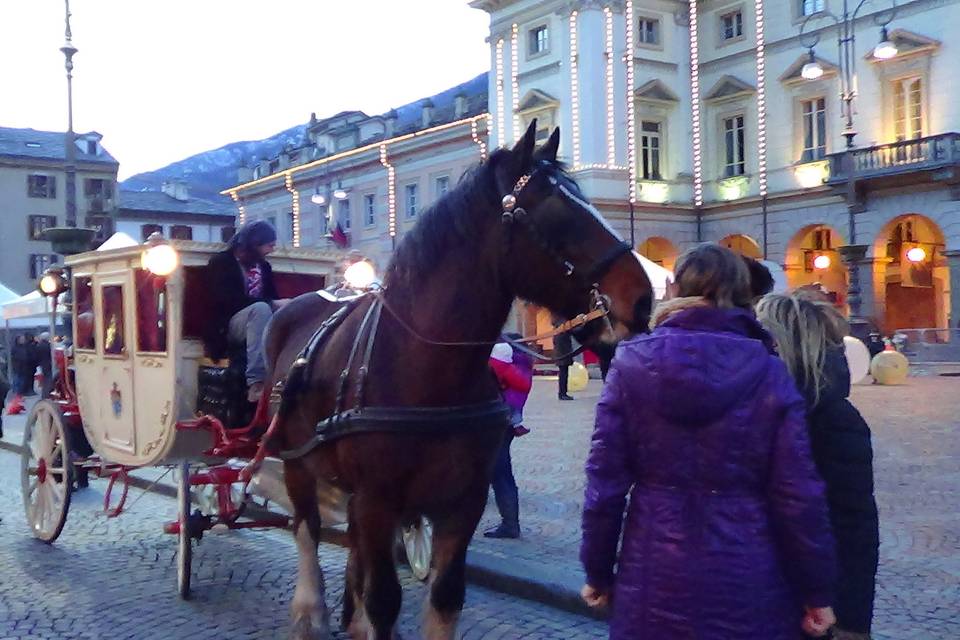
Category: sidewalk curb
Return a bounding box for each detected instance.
[0,438,595,620]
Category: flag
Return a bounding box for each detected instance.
[330,222,349,249]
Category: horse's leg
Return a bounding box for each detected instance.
[342,546,364,633]
[349,494,402,640]
[285,460,331,640]
[422,487,488,640]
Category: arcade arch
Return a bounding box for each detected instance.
[719,234,762,259]
[637,236,679,272]
[784,224,848,302]
[873,214,949,331]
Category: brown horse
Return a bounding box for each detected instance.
[263,122,653,639]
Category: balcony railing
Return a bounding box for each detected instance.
[827,132,960,184]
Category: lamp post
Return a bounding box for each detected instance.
[799,0,897,337]
[61,0,78,229]
[799,0,898,152]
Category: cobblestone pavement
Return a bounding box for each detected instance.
[473,375,960,639]
[0,449,604,639]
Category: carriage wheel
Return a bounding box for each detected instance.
[401,517,434,582]
[21,400,72,543]
[177,461,193,600]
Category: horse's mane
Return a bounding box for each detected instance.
[383,149,574,289]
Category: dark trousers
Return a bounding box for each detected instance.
[490,428,519,529]
[558,365,569,396]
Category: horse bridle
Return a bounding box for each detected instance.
[499,165,632,340]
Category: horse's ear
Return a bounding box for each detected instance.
[534,127,560,162]
[509,119,538,172]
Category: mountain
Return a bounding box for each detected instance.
[120,123,308,202]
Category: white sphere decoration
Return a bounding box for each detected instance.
[843,336,871,385]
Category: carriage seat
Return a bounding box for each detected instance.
[196,341,251,430]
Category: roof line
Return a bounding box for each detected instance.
[222,113,489,195]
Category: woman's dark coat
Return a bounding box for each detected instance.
[204,250,278,360]
[804,345,880,634]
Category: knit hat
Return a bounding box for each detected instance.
[490,342,513,363]
[229,219,277,252]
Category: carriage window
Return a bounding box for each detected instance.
[135,269,168,352]
[102,285,126,355]
[74,276,95,350]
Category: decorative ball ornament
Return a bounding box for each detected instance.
[501,194,517,212]
[871,350,910,385]
[843,336,871,385]
[568,361,589,392]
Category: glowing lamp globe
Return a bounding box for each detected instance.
[870,350,910,385]
[141,243,179,277]
[801,61,824,80]
[906,247,926,263]
[813,254,831,270]
[568,361,589,392]
[38,268,68,297]
[333,188,349,200]
[310,193,327,205]
[344,260,377,289]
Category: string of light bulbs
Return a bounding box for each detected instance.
[511,24,521,143]
[604,7,616,167]
[569,11,581,168]
[379,144,397,239]
[754,0,768,199]
[689,0,704,207]
[284,174,301,247]
[495,38,506,147]
[625,0,638,203]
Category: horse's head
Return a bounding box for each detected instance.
[490,121,653,345]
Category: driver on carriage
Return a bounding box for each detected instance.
[205,220,288,402]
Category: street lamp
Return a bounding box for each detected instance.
[799,0,898,150]
[61,0,78,228]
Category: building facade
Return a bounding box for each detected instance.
[223,75,490,273]
[471,0,960,333]
[118,181,235,244]
[0,127,119,293]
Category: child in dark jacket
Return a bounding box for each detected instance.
[758,292,880,639]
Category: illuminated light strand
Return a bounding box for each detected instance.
[754,0,768,198]
[471,118,488,161]
[284,174,301,247]
[229,191,246,226]
[689,0,703,207]
[510,27,520,143]
[222,114,488,195]
[379,144,397,238]
[579,163,629,170]
[604,7,616,167]
[495,38,506,147]
[569,11,581,168]
[625,0,637,203]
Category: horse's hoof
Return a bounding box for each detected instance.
[291,615,332,640]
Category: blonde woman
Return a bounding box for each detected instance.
[757,293,880,640]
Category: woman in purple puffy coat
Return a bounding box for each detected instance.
[580,243,838,639]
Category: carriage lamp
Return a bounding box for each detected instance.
[906,246,926,263]
[344,259,377,290]
[813,254,831,270]
[141,232,179,277]
[38,267,69,297]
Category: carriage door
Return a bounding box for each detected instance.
[94,272,138,456]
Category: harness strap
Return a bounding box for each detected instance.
[278,400,511,460]
[335,297,380,414]
[585,242,632,285]
[354,298,383,410]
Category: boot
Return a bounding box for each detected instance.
[483,522,520,539]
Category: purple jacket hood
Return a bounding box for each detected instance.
[647,306,776,425]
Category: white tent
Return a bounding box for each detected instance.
[1,290,66,328]
[0,282,19,306]
[633,251,674,299]
[97,231,138,251]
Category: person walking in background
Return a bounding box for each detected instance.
[485,335,534,539]
[11,334,34,397]
[757,293,880,640]
[35,332,53,399]
[552,316,574,400]
[580,243,837,639]
[0,364,9,440]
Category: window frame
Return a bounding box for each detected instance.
[891,75,924,142]
[720,9,744,42]
[799,96,828,162]
[338,197,352,231]
[800,0,825,17]
[28,215,57,240]
[169,225,193,241]
[29,253,56,280]
[527,24,550,59]
[639,120,664,181]
[27,174,56,199]
[363,193,377,228]
[141,224,163,242]
[404,183,419,219]
[637,17,661,48]
[434,175,451,200]
[721,113,747,178]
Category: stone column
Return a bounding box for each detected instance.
[943,250,960,328]
[839,244,871,339]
